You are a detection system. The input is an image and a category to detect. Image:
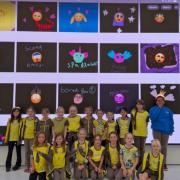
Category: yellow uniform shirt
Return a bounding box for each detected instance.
[52,117,67,134]
[109,145,119,166]
[117,118,130,139]
[67,115,81,132]
[32,144,50,173]
[9,119,20,141]
[74,140,89,164]
[89,146,105,162]
[24,118,36,139]
[149,153,160,171]
[131,110,149,137]
[93,119,107,139]
[51,146,66,169]
[107,121,117,139]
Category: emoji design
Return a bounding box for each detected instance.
[70,12,87,24]
[74,93,83,104]
[31,87,41,104]
[32,52,42,63]
[114,93,125,104]
[154,53,165,64]
[154,13,165,24]
[113,12,124,27]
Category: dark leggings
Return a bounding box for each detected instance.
[29,171,46,180]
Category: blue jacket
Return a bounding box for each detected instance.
[149,105,174,135]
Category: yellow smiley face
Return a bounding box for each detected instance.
[74,13,84,22]
[154,14,165,24]
[114,12,124,22]
[32,11,42,22]
[155,53,165,64]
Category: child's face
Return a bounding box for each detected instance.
[120,109,127,117]
[78,130,86,141]
[125,134,133,145]
[69,107,77,116]
[94,136,101,147]
[13,110,20,118]
[136,103,143,111]
[152,143,161,154]
[56,109,64,118]
[42,111,49,118]
[156,97,165,107]
[38,134,45,145]
[84,108,92,116]
[27,109,35,117]
[56,136,63,146]
[110,134,118,144]
[96,111,103,119]
[106,112,114,121]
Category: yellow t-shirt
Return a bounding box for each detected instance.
[9,119,20,141]
[51,146,66,169]
[52,117,67,134]
[109,145,119,165]
[74,140,89,164]
[67,115,81,132]
[89,146,105,162]
[32,144,50,173]
[107,121,116,139]
[117,118,130,139]
[93,119,107,139]
[24,118,36,139]
[149,153,159,172]
[131,110,149,137]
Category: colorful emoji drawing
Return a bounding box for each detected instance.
[70,12,87,24]
[154,53,165,64]
[154,13,165,24]
[114,93,125,104]
[30,87,41,104]
[69,47,88,64]
[107,50,132,64]
[32,52,42,63]
[113,12,124,27]
[73,93,83,104]
[29,7,56,31]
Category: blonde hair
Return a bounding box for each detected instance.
[56,106,65,113]
[151,139,161,150]
[125,132,134,139]
[78,128,87,136]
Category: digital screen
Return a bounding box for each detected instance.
[0,0,179,144]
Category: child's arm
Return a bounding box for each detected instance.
[98,150,105,170]
[30,155,35,173]
[64,125,68,139]
[88,150,98,171]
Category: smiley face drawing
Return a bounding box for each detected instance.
[32,11,43,22]
[70,12,87,24]
[154,14,165,24]
[113,12,125,27]
[31,93,41,104]
[154,53,165,64]
[73,93,83,104]
[114,93,125,104]
[32,52,42,63]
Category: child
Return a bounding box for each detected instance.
[116,107,130,144]
[29,132,50,180]
[73,128,89,180]
[88,135,105,180]
[47,133,68,180]
[106,111,118,141]
[66,105,81,151]
[105,132,121,180]
[21,106,39,173]
[37,108,53,143]
[93,109,107,146]
[80,106,95,145]
[52,106,67,140]
[5,107,22,172]
[137,139,164,180]
[131,100,149,164]
[120,133,139,180]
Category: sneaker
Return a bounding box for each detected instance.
[164,164,168,171]
[6,167,11,172]
[12,165,21,171]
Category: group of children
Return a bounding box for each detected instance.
[5,100,165,180]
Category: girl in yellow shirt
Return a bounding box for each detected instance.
[47,133,69,180]
[88,135,105,180]
[73,128,89,179]
[66,105,81,151]
[131,100,149,165]
[116,107,131,145]
[105,132,121,180]
[29,132,50,180]
[138,139,164,180]
[5,107,22,172]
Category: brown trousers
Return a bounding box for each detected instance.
[106,167,121,180]
[74,165,88,180]
[153,131,169,165]
[134,136,146,163]
[24,139,34,168]
[53,168,65,180]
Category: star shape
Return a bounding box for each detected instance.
[128,16,135,23]
[130,7,136,13]
[117,28,123,33]
[103,9,108,16]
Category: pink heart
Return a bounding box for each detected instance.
[50,14,56,19]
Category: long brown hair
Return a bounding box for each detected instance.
[132,99,145,130]
[53,133,66,153]
[33,132,47,148]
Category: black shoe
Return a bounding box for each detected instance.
[12,165,21,171]
[6,167,11,172]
